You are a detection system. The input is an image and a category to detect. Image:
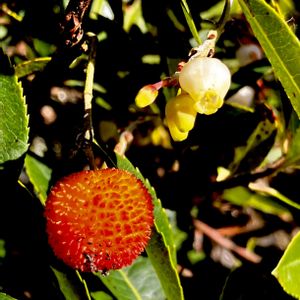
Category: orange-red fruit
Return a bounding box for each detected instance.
[44,168,154,273]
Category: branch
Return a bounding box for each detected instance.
[60,0,93,47]
[193,219,262,263]
[82,33,97,170]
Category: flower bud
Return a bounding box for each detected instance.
[135,84,159,108]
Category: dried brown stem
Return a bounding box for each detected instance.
[60,0,92,47]
[193,219,262,263]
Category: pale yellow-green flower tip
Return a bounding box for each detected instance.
[193,90,224,115]
[166,119,189,141]
[135,84,159,108]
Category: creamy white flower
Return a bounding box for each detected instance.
[179,57,231,114]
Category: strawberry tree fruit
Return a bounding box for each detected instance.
[44,168,154,273]
[179,57,231,114]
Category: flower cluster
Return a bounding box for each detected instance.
[135,56,231,141]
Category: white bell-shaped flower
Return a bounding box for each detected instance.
[179,57,231,114]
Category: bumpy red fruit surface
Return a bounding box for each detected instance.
[44,168,154,273]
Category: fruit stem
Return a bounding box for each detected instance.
[83,32,97,170]
[188,30,218,60]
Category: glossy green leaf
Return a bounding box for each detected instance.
[272,231,300,299]
[0,293,17,300]
[180,0,202,45]
[15,57,51,78]
[200,0,241,20]
[97,256,165,300]
[24,154,52,205]
[284,126,300,165]
[97,269,141,300]
[249,183,300,210]
[223,186,291,217]
[0,50,29,164]
[123,0,147,33]
[51,267,82,300]
[229,113,276,173]
[91,291,113,300]
[238,0,300,117]
[112,153,184,300]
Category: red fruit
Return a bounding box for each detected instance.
[44,168,154,273]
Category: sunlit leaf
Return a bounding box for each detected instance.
[97,257,165,300]
[180,0,202,45]
[166,209,188,250]
[91,291,113,300]
[229,112,276,173]
[249,182,300,210]
[272,231,300,299]
[284,126,300,165]
[200,0,241,20]
[97,270,140,300]
[24,154,52,205]
[90,0,105,19]
[0,239,6,258]
[0,50,29,164]
[89,0,114,20]
[0,293,17,300]
[123,0,147,33]
[238,0,300,118]
[51,267,82,300]
[223,186,291,218]
[15,57,51,78]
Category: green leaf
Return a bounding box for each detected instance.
[180,0,202,45]
[15,57,51,78]
[24,154,52,205]
[238,0,300,118]
[223,186,291,218]
[272,231,300,299]
[284,126,300,165]
[249,183,300,210]
[97,256,165,300]
[200,0,241,20]
[123,0,147,33]
[0,293,17,300]
[229,113,276,173]
[51,267,83,300]
[91,291,113,300]
[0,50,29,164]
[97,269,141,300]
